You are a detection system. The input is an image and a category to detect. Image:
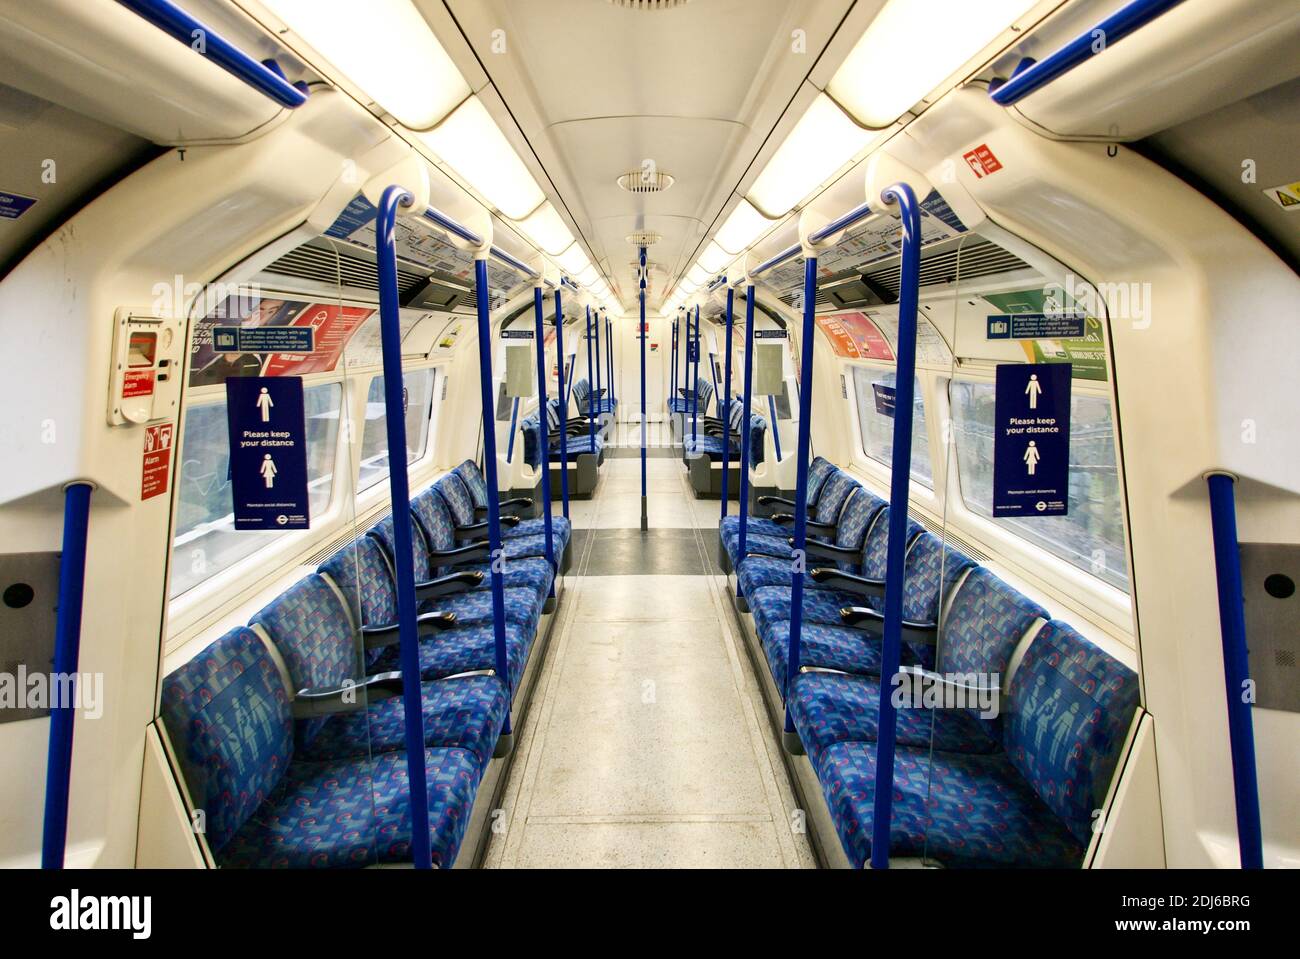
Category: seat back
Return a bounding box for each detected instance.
[435,473,477,527]
[694,376,714,412]
[830,488,885,573]
[370,513,435,583]
[250,574,358,748]
[1004,620,1140,845]
[411,488,457,563]
[806,456,834,504]
[858,507,922,582]
[900,532,976,626]
[319,536,400,669]
[454,460,489,510]
[159,627,293,855]
[939,567,1047,679]
[813,470,857,526]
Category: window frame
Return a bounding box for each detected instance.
[845,360,941,508]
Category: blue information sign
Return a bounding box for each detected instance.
[986,313,1086,340]
[992,363,1071,518]
[0,191,37,220]
[501,329,534,339]
[872,383,896,418]
[225,377,310,530]
[213,326,315,353]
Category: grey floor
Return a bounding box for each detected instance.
[483,445,816,868]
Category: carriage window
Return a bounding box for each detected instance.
[170,382,342,597]
[851,367,932,488]
[949,380,1129,592]
[358,369,436,492]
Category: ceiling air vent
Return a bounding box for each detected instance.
[607,0,692,10]
[626,230,662,246]
[617,169,675,194]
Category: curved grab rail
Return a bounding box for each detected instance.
[41,482,95,869]
[752,243,801,278]
[375,185,433,868]
[990,0,1188,107]
[115,0,307,109]
[868,181,923,870]
[421,207,538,279]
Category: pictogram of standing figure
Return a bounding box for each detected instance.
[260,453,277,488]
[1025,373,1043,410]
[256,386,274,422]
[1023,440,1041,475]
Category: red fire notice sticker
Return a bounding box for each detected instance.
[141,422,174,501]
[963,143,1003,178]
[122,369,155,398]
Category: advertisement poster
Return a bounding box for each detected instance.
[982,288,1107,382]
[816,310,895,360]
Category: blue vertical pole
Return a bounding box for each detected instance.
[606,315,615,407]
[554,290,570,520]
[594,304,603,415]
[670,317,678,410]
[533,287,555,573]
[691,306,700,446]
[41,481,94,869]
[584,305,597,452]
[472,257,513,739]
[782,256,818,746]
[374,185,432,868]
[639,246,648,531]
[869,182,922,870]
[720,286,735,520]
[736,286,756,598]
[1206,472,1263,869]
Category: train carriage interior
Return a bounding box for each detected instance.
[0,0,1297,895]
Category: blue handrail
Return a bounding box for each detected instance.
[491,246,539,279]
[606,314,616,407]
[720,286,735,520]
[505,397,520,463]
[533,288,556,572]
[375,185,433,869]
[639,247,649,531]
[736,286,757,597]
[1206,472,1263,869]
[553,289,571,520]
[691,306,701,446]
[114,0,307,109]
[990,0,1188,106]
[782,256,818,745]
[471,257,513,742]
[768,395,783,463]
[421,207,538,279]
[41,481,94,869]
[594,306,603,412]
[753,243,801,277]
[808,201,877,245]
[868,181,922,870]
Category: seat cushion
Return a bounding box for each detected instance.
[760,620,897,697]
[789,671,1002,765]
[217,747,480,869]
[367,623,531,690]
[816,741,1085,869]
[298,675,508,768]
[505,515,571,551]
[749,584,859,639]
[417,584,541,633]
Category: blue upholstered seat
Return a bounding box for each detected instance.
[813,620,1139,869]
[451,460,572,552]
[668,375,713,415]
[366,622,531,690]
[159,627,479,869]
[719,456,837,563]
[726,469,862,566]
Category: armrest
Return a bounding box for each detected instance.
[414,569,484,601]
[743,546,791,561]
[428,541,490,565]
[292,671,403,718]
[757,495,797,509]
[897,665,996,701]
[475,496,532,520]
[361,611,460,649]
[809,568,884,599]
[800,540,859,563]
[838,606,938,643]
[455,517,519,540]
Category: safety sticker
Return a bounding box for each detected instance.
[122,369,156,399]
[0,191,37,220]
[1263,181,1300,211]
[141,422,174,501]
[962,144,1003,179]
[992,363,1071,518]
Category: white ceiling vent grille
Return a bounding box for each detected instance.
[606,0,692,10]
[626,230,662,246]
[617,169,675,194]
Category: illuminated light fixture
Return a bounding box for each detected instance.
[715,199,770,255]
[515,202,574,256]
[747,93,879,218]
[262,0,470,129]
[680,277,699,295]
[687,263,711,286]
[574,263,598,285]
[419,96,546,219]
[698,241,730,273]
[556,242,591,276]
[829,0,1040,127]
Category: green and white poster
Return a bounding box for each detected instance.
[982,289,1109,382]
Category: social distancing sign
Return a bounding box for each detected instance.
[225,377,309,530]
[993,363,1071,518]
